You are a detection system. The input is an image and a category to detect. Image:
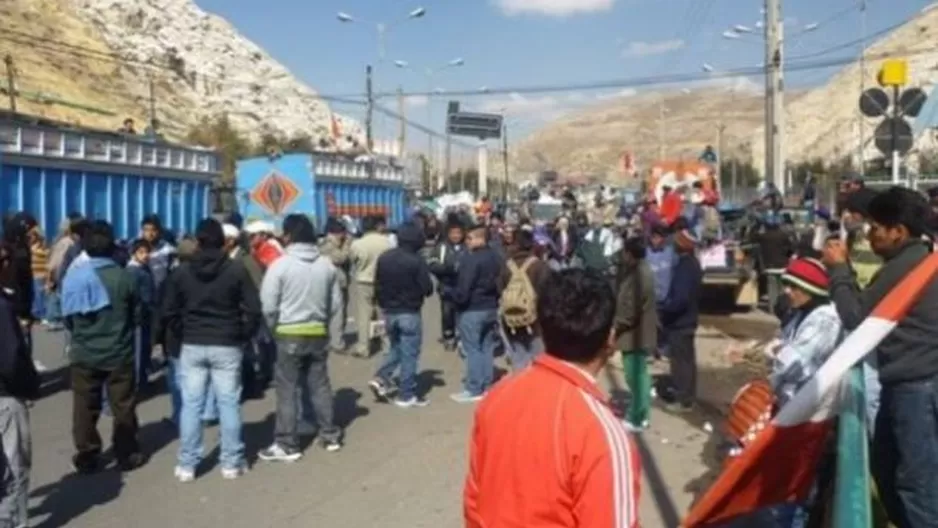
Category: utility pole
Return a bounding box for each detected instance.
[147,75,157,136]
[765,0,785,194]
[858,0,867,176]
[365,65,374,153]
[396,86,406,157]
[4,54,17,113]
[445,131,452,191]
[502,121,510,202]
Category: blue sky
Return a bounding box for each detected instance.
[195,0,932,146]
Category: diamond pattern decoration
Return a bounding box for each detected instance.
[250,170,301,216]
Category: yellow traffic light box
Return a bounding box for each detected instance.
[879,59,908,87]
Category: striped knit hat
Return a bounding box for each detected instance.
[781,257,829,297]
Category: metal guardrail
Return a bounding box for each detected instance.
[832,365,873,528]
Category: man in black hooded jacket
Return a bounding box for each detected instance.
[162,218,260,481]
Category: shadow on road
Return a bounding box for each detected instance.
[30,467,123,528]
[603,367,683,527]
[416,369,447,396]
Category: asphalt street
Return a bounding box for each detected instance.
[24,297,740,528]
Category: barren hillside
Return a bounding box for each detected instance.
[516,6,938,180]
[0,0,361,142]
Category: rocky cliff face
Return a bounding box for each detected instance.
[2,0,362,143]
[515,6,938,180]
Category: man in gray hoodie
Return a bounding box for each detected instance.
[258,214,344,462]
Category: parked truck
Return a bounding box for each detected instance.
[236,151,408,231]
[0,111,216,238]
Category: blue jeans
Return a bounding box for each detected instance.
[45,290,62,323]
[458,309,499,396]
[506,333,543,371]
[177,344,244,471]
[872,377,938,527]
[30,279,45,320]
[166,357,182,426]
[375,313,423,400]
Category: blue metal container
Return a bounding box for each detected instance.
[0,118,216,239]
[237,152,408,231]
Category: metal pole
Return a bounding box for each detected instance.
[446,131,453,191]
[731,158,739,204]
[891,85,901,185]
[4,54,16,113]
[657,99,665,160]
[365,65,374,153]
[775,11,786,196]
[858,0,867,176]
[376,23,386,62]
[148,76,157,135]
[766,0,784,193]
[397,85,406,157]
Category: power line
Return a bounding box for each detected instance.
[379,44,938,99]
[786,17,906,61]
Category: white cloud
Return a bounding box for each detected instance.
[621,39,685,57]
[405,95,428,107]
[595,88,638,100]
[479,92,564,116]
[493,0,615,16]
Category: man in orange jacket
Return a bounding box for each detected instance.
[464,268,642,528]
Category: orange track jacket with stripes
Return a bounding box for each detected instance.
[464,354,641,528]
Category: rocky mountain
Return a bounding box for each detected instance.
[1,0,362,144]
[513,5,938,180]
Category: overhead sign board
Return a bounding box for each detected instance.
[447,112,503,140]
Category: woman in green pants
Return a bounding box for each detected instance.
[614,236,658,430]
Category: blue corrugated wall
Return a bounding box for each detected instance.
[0,163,210,239]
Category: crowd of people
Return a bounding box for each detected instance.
[1,176,937,527]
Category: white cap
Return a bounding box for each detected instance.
[244,221,275,235]
[222,223,240,239]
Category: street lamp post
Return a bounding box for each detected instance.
[395,58,465,192]
[337,7,427,154]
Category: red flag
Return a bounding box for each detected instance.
[685,253,938,527]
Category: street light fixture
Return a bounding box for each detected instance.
[702,63,715,72]
[734,24,754,33]
[393,60,409,68]
[336,6,428,60]
[722,30,742,39]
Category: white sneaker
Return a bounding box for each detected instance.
[174,466,195,483]
[394,396,430,408]
[221,466,245,480]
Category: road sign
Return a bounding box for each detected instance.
[879,59,908,87]
[898,87,928,117]
[859,88,889,118]
[874,117,914,157]
[447,112,503,140]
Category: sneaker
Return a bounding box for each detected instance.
[258,443,303,463]
[368,378,392,401]
[321,439,342,453]
[449,391,484,404]
[393,396,430,408]
[174,466,195,483]
[221,466,245,480]
[623,420,649,433]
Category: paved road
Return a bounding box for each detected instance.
[24,298,760,528]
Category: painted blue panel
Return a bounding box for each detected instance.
[43,169,64,239]
[236,154,315,225]
[0,164,19,216]
[62,171,82,217]
[110,176,126,239]
[84,172,109,222]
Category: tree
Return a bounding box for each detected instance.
[185,114,251,182]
